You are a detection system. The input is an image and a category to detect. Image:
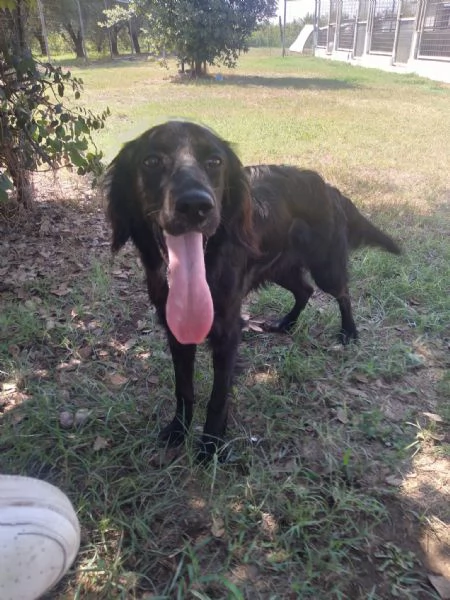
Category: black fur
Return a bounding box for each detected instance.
[106,123,401,458]
[106,121,255,458]
[245,164,401,343]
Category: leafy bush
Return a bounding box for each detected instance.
[0,49,109,205]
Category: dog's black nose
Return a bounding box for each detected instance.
[175,189,215,221]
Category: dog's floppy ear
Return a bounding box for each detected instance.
[223,143,257,255]
[104,142,136,253]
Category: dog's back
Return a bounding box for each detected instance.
[246,165,336,262]
[246,164,400,261]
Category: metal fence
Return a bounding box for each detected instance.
[313,0,450,62]
[317,0,330,47]
[418,0,450,58]
[338,0,358,49]
[371,0,398,54]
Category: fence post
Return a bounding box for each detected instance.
[410,0,425,60]
[364,0,376,54]
[334,0,342,50]
[313,0,320,55]
[326,0,332,52]
[392,0,403,64]
[352,0,361,57]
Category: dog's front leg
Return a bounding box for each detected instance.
[159,333,196,446]
[200,323,241,459]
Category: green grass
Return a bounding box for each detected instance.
[1,49,449,598]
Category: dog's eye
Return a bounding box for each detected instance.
[205,157,222,169]
[144,155,162,169]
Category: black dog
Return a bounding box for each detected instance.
[106,121,400,457]
[106,121,256,457]
[245,165,401,343]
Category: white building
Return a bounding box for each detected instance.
[292,0,450,82]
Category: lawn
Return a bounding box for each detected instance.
[0,49,449,599]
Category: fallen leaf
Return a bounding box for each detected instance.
[77,345,92,360]
[93,436,109,451]
[428,575,450,599]
[385,475,404,486]
[50,285,72,297]
[57,359,81,372]
[108,373,129,386]
[148,375,159,385]
[8,344,20,358]
[211,516,225,538]
[123,338,138,351]
[352,373,369,384]
[346,386,368,398]
[422,412,444,423]
[336,407,349,423]
[248,322,264,333]
[112,269,129,280]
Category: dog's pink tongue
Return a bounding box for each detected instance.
[165,232,213,345]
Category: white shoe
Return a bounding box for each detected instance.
[0,475,80,600]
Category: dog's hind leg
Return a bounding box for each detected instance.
[335,289,358,344]
[159,336,196,446]
[310,266,358,344]
[265,270,314,333]
[264,217,318,333]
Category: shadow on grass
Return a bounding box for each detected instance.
[176,73,359,91]
[0,197,448,598]
[51,54,358,91]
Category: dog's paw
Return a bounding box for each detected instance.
[263,317,295,334]
[338,328,358,345]
[196,435,226,464]
[159,418,187,447]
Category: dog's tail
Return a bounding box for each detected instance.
[336,189,401,255]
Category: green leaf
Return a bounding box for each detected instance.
[69,148,87,168]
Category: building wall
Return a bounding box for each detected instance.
[312,0,450,83]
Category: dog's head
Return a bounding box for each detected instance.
[105,120,253,252]
[105,120,254,345]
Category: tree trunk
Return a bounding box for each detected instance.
[4,1,28,58]
[4,145,33,208]
[193,59,206,77]
[111,26,119,56]
[131,29,140,54]
[33,30,47,56]
[64,22,86,59]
